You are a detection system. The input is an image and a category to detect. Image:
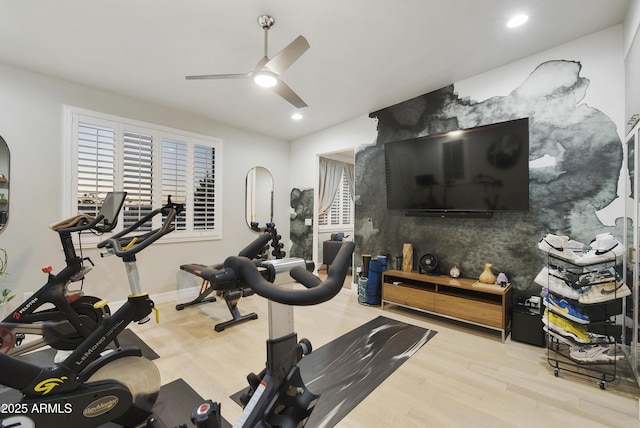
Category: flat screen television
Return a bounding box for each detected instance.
[384,118,529,215]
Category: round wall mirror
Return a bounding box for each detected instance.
[245,166,273,231]
[0,136,9,233]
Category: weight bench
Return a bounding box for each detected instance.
[176,263,258,332]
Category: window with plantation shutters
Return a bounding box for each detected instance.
[193,144,216,230]
[318,169,353,229]
[161,138,188,230]
[123,130,154,231]
[77,122,115,217]
[63,106,222,242]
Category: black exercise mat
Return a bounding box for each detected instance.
[152,378,232,428]
[231,316,436,427]
[301,316,435,427]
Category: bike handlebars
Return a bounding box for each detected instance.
[209,240,355,306]
[97,197,185,258]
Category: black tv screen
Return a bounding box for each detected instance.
[384,118,529,213]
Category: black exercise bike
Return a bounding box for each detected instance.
[0,191,127,357]
[178,234,355,428]
[0,198,184,428]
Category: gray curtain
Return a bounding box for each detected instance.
[318,158,344,216]
[344,163,355,201]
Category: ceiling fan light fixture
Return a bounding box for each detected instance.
[254,70,278,87]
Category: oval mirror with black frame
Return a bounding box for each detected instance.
[0,136,9,233]
[245,166,274,231]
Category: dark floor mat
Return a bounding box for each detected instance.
[231,316,436,427]
[151,378,232,428]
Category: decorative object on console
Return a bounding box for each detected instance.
[496,272,509,287]
[449,265,460,278]
[402,243,413,272]
[419,253,438,275]
[479,263,496,284]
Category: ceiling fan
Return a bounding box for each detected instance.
[186,15,310,108]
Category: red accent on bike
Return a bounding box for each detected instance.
[12,312,20,320]
[197,403,210,414]
[42,266,53,273]
[65,290,83,303]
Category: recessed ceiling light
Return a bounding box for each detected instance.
[507,14,528,28]
[292,112,303,120]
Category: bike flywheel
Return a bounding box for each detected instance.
[87,356,161,421]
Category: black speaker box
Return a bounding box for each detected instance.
[511,304,545,347]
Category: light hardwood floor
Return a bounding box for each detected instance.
[129,279,640,428]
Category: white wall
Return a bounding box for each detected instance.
[0,63,291,305]
[455,25,625,139]
[290,115,377,264]
[290,25,625,267]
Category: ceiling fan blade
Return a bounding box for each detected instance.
[185,73,251,80]
[272,80,307,108]
[264,35,310,75]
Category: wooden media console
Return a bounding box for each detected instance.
[381,269,512,341]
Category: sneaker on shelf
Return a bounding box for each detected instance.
[571,342,623,354]
[538,234,583,262]
[542,310,590,344]
[576,267,619,288]
[569,343,624,362]
[578,279,631,304]
[587,332,614,344]
[543,294,589,324]
[575,233,625,264]
[534,265,581,300]
[543,325,577,346]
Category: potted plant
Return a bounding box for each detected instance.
[0,248,15,314]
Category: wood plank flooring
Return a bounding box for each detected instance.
[129,278,640,427]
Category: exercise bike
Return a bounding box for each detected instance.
[0,191,127,357]
[0,197,184,428]
[176,222,288,332]
[179,234,355,428]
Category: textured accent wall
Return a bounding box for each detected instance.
[355,60,623,291]
[290,187,314,259]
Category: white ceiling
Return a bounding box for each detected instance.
[0,1,630,141]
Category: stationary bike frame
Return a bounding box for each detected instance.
[0,198,183,428]
[187,236,355,428]
[0,192,127,356]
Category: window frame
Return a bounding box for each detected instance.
[62,105,223,244]
[318,168,354,231]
